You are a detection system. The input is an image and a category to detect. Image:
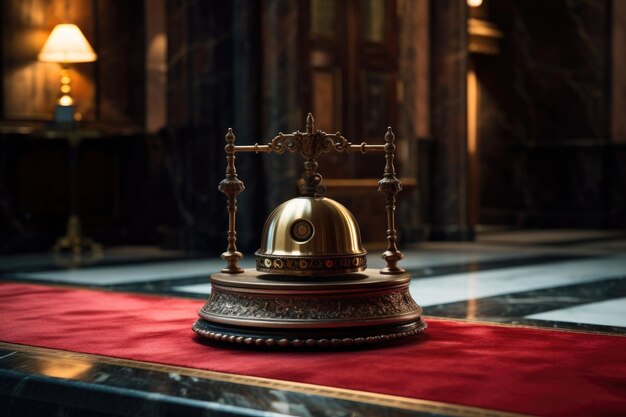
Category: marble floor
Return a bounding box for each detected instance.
[1,229,625,417]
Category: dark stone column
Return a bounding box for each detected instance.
[165,0,262,252]
[480,0,610,228]
[260,0,304,211]
[614,1,626,144]
[611,1,626,228]
[231,0,264,251]
[398,0,430,242]
[429,0,472,240]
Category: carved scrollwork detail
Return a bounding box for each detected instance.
[200,289,420,322]
[270,131,301,155]
[264,115,351,197]
[321,133,349,153]
[268,131,349,161]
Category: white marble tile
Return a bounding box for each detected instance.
[14,258,255,285]
[368,249,531,269]
[176,283,213,295]
[411,256,626,307]
[525,298,626,328]
[13,249,528,287]
[0,247,182,270]
[477,229,625,245]
[172,250,531,295]
[175,256,626,304]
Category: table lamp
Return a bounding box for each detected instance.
[38,23,97,123]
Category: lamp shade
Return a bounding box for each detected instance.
[38,24,97,63]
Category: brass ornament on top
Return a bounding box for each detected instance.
[193,114,426,348]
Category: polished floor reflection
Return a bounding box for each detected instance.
[526,297,626,328]
[1,229,625,417]
[0,342,471,417]
[3,229,624,334]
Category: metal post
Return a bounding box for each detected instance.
[378,127,405,274]
[219,128,245,273]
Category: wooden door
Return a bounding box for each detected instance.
[303,0,399,244]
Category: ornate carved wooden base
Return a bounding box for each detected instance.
[193,269,426,348]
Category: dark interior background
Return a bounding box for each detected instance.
[0,0,624,256]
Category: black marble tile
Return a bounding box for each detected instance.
[406,254,592,279]
[42,253,593,300]
[0,345,471,417]
[150,254,592,299]
[0,252,186,276]
[0,253,583,307]
[424,276,626,334]
[508,319,626,335]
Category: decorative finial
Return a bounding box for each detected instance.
[306,113,314,134]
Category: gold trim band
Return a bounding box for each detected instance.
[255,253,367,275]
[425,316,626,338]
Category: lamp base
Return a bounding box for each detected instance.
[193,269,426,348]
[53,215,102,256]
[54,104,75,124]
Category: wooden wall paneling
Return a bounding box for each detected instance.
[613,0,626,143]
[96,0,146,126]
[1,0,97,121]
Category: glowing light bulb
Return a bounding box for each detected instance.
[467,0,483,7]
[59,95,74,106]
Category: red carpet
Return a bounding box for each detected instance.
[0,282,625,417]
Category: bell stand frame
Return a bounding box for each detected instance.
[218,113,405,275]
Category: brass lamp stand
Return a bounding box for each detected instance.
[38,23,101,258]
[52,130,102,258]
[193,114,425,348]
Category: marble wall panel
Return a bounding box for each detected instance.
[164,0,237,252]
[260,0,303,213]
[96,0,146,126]
[608,146,626,228]
[612,0,626,143]
[475,0,616,227]
[430,0,471,240]
[163,0,271,252]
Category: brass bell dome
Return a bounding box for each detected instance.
[255,197,367,275]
